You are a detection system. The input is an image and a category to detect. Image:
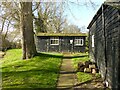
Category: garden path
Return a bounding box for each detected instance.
[57,53,104,89]
[57,54,78,89]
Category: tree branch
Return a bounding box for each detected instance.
[3,20,10,40]
[0,18,6,34]
[32,2,41,12]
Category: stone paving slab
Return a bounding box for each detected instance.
[57,54,104,89]
[60,59,74,72]
[57,57,78,89]
[57,74,75,87]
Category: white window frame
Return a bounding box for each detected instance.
[50,37,59,45]
[74,38,84,46]
[92,35,94,47]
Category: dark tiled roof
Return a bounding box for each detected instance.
[87,2,120,29]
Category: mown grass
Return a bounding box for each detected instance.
[72,53,89,70]
[72,53,101,83]
[72,53,93,83]
[77,72,92,83]
[1,49,62,89]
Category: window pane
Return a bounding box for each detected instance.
[50,37,59,45]
[74,39,84,46]
[92,35,94,47]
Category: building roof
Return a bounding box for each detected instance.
[36,33,87,37]
[105,0,120,2]
[87,2,120,29]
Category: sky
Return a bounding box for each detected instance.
[63,0,106,32]
[0,0,106,33]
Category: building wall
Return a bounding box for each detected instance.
[73,37,86,53]
[88,22,96,62]
[60,36,73,52]
[36,36,48,52]
[89,5,120,89]
[36,36,86,53]
[104,5,120,89]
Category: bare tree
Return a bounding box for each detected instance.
[0,2,20,42]
[62,24,81,33]
[0,1,97,58]
[0,2,38,59]
[34,2,66,33]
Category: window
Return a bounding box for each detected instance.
[50,37,59,45]
[74,38,84,46]
[70,40,73,44]
[92,35,94,47]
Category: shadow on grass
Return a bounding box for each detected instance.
[2,87,56,90]
[2,69,59,89]
[2,52,89,89]
[2,52,63,89]
[2,68,59,74]
[62,55,88,59]
[36,53,88,59]
[36,53,63,59]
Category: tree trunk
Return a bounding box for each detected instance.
[20,2,37,59]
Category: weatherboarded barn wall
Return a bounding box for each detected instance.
[88,3,120,89]
[36,33,86,53]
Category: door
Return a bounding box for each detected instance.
[61,37,72,52]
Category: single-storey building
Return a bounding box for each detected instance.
[87,1,120,89]
[36,33,87,53]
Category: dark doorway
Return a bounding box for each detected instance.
[61,37,72,52]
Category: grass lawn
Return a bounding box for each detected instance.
[72,53,100,83]
[1,49,62,89]
[72,52,89,70]
[77,72,92,83]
